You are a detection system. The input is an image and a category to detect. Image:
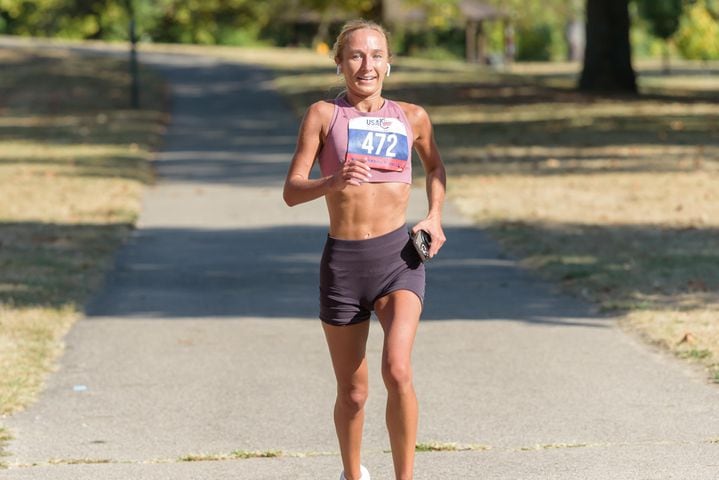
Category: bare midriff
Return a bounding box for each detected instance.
[326,182,410,240]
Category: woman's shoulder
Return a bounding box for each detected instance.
[301,99,337,133]
[392,100,431,129]
[306,99,337,118]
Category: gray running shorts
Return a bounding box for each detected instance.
[319,225,425,326]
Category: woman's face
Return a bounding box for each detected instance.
[338,28,390,98]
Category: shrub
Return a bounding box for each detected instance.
[516,23,553,61]
[675,0,719,60]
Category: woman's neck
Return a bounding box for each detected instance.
[344,91,384,112]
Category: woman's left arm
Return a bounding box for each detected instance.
[405,103,447,258]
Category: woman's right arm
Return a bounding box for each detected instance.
[283,102,371,207]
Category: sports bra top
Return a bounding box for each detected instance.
[318,96,414,184]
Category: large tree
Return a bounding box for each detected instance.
[578,0,637,93]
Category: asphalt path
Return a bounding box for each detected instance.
[2,38,719,479]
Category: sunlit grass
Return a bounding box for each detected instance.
[179,450,283,462]
[0,46,167,416]
[0,427,10,468]
[414,441,491,452]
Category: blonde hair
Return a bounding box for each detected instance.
[332,19,393,63]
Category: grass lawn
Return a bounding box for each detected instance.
[0,44,167,444]
[225,49,718,382]
[436,64,719,383]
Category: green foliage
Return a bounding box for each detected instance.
[694,0,719,15]
[141,0,276,44]
[0,0,579,59]
[675,0,719,60]
[482,0,582,61]
[216,25,269,46]
[482,0,583,25]
[630,17,672,59]
[397,26,465,60]
[629,3,673,59]
[0,0,386,44]
[637,0,684,40]
[0,0,272,43]
[298,0,382,21]
[515,23,553,61]
[412,0,460,29]
[0,0,130,39]
[5,0,714,64]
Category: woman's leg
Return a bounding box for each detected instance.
[374,290,422,480]
[322,320,371,480]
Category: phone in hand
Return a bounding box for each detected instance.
[411,229,432,261]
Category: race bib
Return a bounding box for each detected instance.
[346,116,409,171]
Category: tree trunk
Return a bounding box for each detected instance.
[578,0,637,93]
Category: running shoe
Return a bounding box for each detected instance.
[339,464,370,480]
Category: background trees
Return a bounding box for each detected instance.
[637,0,684,71]
[675,0,719,60]
[0,0,717,66]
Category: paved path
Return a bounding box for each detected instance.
[2,40,719,479]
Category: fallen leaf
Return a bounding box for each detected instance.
[677,332,695,345]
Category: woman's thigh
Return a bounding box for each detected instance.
[322,320,371,388]
[374,290,422,369]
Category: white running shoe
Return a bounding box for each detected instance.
[339,464,370,480]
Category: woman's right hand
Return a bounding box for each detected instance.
[330,159,372,190]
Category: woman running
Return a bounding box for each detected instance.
[283,19,446,480]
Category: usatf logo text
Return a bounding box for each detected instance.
[365,118,391,129]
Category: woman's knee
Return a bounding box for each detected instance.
[382,359,413,392]
[336,384,368,413]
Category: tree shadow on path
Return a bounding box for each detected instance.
[85,224,607,327]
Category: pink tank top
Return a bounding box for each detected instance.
[318,96,414,184]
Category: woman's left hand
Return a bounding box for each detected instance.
[411,216,446,259]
